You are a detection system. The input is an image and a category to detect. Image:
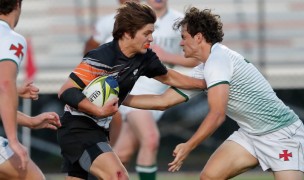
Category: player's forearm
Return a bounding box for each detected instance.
[0,84,19,142]
[162,53,199,67]
[158,69,206,90]
[187,112,226,150]
[123,88,187,110]
[16,111,32,127]
[123,94,169,110]
[77,98,105,117]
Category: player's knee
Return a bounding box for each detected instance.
[95,170,129,180]
[116,149,133,163]
[141,132,160,151]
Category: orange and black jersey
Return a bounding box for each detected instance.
[70,40,168,105]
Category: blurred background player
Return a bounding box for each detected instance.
[0,0,61,179]
[116,0,199,180]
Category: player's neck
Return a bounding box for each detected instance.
[154,7,168,19]
[0,15,15,29]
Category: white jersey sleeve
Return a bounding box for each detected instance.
[204,45,233,89]
[93,13,115,44]
[0,21,26,69]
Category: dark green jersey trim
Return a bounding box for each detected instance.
[207,81,230,89]
[244,58,251,63]
[171,87,189,101]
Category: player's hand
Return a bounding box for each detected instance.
[9,140,29,170]
[30,112,61,130]
[168,143,191,172]
[99,97,119,118]
[18,81,39,100]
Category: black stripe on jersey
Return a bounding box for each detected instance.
[69,72,86,89]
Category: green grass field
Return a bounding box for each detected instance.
[45,171,273,180]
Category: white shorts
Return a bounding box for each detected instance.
[119,105,164,122]
[0,136,14,164]
[227,120,304,172]
[120,76,167,122]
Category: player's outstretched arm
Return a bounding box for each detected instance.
[17,111,61,130]
[123,88,187,110]
[154,69,206,90]
[151,44,200,67]
[168,84,229,172]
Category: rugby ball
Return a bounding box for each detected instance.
[82,76,119,107]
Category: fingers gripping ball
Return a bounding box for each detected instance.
[82,76,119,107]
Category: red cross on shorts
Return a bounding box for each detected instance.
[10,43,24,58]
[279,150,292,161]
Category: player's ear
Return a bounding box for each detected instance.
[124,32,132,40]
[194,32,203,43]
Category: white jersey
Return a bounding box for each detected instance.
[0,20,26,69]
[179,43,299,135]
[93,13,115,44]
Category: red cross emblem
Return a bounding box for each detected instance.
[10,43,24,58]
[279,150,292,161]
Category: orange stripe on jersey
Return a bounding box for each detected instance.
[73,62,106,86]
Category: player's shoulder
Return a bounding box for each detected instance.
[209,43,229,58]
[0,22,26,45]
[84,41,117,64]
[144,48,158,59]
[0,22,26,65]
[205,44,228,67]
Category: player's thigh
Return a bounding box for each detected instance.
[65,176,84,180]
[114,122,138,156]
[273,170,303,180]
[0,154,44,180]
[127,110,160,144]
[90,152,128,180]
[109,111,123,146]
[201,140,258,179]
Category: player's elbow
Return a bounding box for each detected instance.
[155,98,176,110]
[156,103,170,111]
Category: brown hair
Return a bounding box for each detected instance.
[174,7,224,44]
[0,0,22,15]
[112,1,156,40]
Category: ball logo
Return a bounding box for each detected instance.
[82,76,119,107]
[89,90,101,102]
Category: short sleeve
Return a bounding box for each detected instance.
[0,33,26,69]
[204,52,232,89]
